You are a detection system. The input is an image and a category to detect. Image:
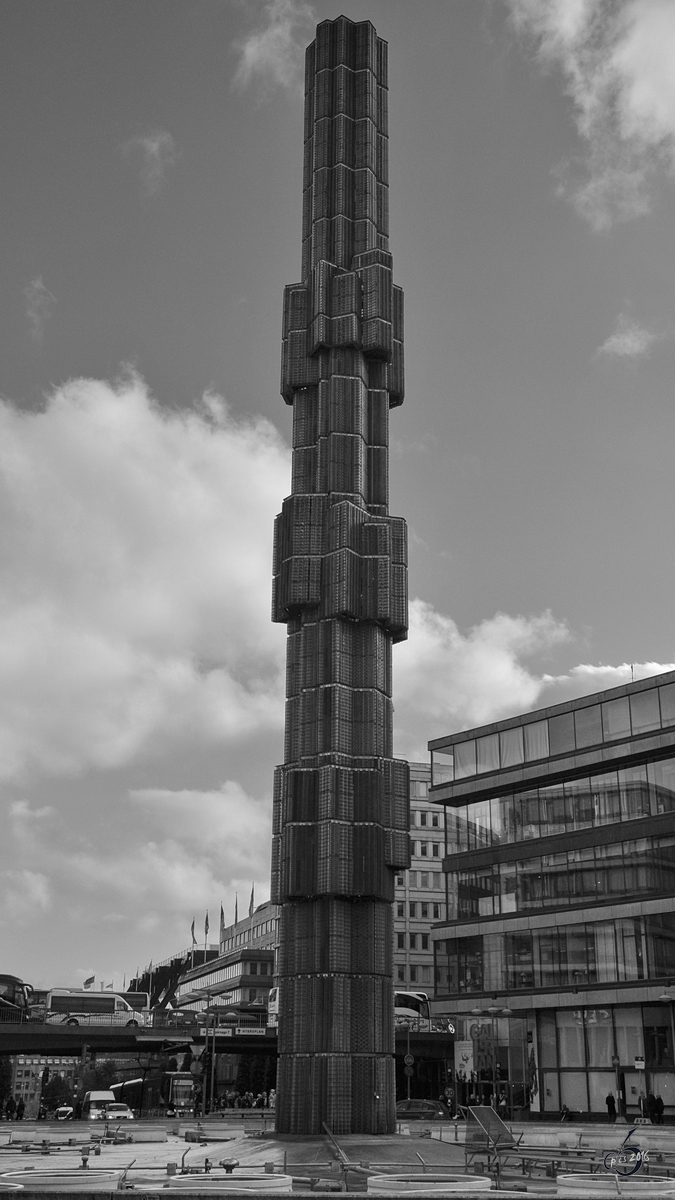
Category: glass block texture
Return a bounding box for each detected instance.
[272,16,410,1135]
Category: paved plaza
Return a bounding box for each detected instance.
[2,1118,675,1195]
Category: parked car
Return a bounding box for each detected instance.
[396,1099,450,1120]
[54,1105,74,1120]
[103,1103,134,1121]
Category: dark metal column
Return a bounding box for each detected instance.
[271,16,410,1135]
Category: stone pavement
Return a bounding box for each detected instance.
[2,1119,674,1196]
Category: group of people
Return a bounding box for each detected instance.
[1,1096,25,1120]
[191,1088,277,1117]
[222,1089,276,1110]
[641,1092,666,1123]
[606,1091,665,1123]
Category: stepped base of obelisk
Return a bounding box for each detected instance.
[274,895,397,1134]
[276,1054,396,1135]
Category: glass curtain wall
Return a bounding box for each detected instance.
[435,913,675,995]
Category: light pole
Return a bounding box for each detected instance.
[611,1053,625,1123]
[658,983,675,1124]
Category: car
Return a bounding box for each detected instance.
[54,1105,74,1120]
[103,1103,135,1121]
[396,1099,450,1121]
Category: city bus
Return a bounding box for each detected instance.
[0,975,33,1019]
[119,991,150,1013]
[394,990,432,1031]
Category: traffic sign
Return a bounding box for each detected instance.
[404,1054,414,1066]
[404,1065,414,1077]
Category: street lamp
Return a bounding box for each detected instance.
[471,1001,513,1112]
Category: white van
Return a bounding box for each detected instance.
[45,989,147,1027]
[81,1089,115,1120]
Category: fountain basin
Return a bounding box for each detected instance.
[0,1170,122,1191]
[367,1174,493,1195]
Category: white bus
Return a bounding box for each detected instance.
[394,990,432,1032]
[45,989,147,1027]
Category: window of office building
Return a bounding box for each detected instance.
[432,683,675,786]
[435,912,675,996]
[450,834,675,919]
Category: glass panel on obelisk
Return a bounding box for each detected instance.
[271,16,410,1135]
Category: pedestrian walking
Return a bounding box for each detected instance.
[606,1093,616,1123]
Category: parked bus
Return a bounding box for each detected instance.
[45,989,147,1027]
[394,990,432,1031]
[0,975,33,1020]
[112,1071,196,1116]
[118,991,150,1013]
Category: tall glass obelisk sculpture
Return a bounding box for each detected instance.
[271,16,410,1135]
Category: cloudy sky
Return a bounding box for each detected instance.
[2,0,675,990]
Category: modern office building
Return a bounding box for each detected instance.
[175,902,278,1010]
[429,670,675,1121]
[394,763,445,990]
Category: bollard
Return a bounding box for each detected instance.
[167,1162,178,1176]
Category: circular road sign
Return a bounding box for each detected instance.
[404,1054,414,1067]
[404,1066,414,1077]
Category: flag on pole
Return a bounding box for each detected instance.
[204,911,209,939]
[106,981,114,989]
[83,975,95,989]
[234,893,238,925]
[219,903,225,940]
[249,882,255,918]
[191,919,196,946]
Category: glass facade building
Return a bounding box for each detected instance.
[429,670,675,1121]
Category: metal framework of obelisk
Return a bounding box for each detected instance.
[271,16,410,1135]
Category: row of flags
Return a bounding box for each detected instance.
[84,885,258,990]
[190,884,255,947]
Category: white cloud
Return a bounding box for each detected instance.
[0,784,271,960]
[232,0,315,94]
[0,869,51,922]
[539,659,675,703]
[394,599,675,759]
[507,0,675,228]
[597,312,657,357]
[24,277,56,344]
[394,599,570,759]
[0,373,289,782]
[122,130,178,195]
